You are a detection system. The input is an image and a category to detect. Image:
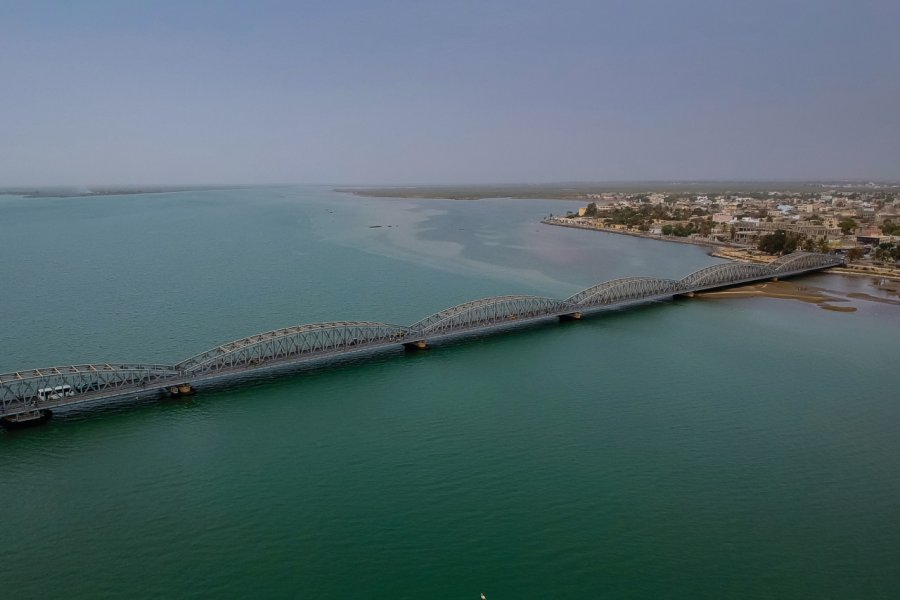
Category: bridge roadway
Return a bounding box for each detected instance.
[0,252,842,420]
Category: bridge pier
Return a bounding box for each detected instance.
[559,312,583,321]
[165,383,196,399]
[1,409,52,430]
[403,340,429,351]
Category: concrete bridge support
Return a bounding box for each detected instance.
[559,312,583,321]
[1,409,53,429]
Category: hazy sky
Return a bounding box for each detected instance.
[2,0,899,185]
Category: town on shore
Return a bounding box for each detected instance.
[543,187,900,277]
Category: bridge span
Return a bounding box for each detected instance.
[1,252,842,423]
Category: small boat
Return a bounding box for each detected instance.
[1,409,53,429]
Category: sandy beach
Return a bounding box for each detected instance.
[696,279,900,312]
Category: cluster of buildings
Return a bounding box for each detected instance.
[566,188,900,253]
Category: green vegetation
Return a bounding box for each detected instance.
[846,247,866,263]
[757,230,839,256]
[874,242,900,263]
[757,230,800,254]
[661,223,697,237]
[880,220,900,236]
[839,219,858,234]
[599,204,712,234]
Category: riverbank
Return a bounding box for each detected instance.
[710,247,900,281]
[696,280,857,312]
[540,217,738,250]
[0,185,252,199]
[543,217,900,281]
[698,277,900,311]
[337,185,592,200]
[829,265,900,281]
[334,181,886,200]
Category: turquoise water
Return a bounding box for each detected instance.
[1,187,898,598]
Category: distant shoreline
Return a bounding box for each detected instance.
[335,187,583,201]
[335,180,900,201]
[540,217,739,250]
[0,185,253,199]
[542,218,900,281]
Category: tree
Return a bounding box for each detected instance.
[881,220,900,236]
[758,231,786,254]
[875,243,893,262]
[802,237,816,252]
[839,219,858,235]
[698,219,712,236]
[846,247,865,263]
[875,242,900,263]
[783,232,800,254]
[757,229,800,255]
[584,202,599,217]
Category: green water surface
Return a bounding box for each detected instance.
[1,187,897,599]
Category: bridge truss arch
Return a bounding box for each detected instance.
[0,251,843,417]
[769,251,842,273]
[0,363,180,413]
[678,262,773,291]
[176,321,413,376]
[567,277,679,307]
[410,295,577,336]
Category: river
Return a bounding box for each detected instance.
[1,186,898,598]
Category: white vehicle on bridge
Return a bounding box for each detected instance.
[37,385,75,401]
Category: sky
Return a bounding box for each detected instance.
[1,0,899,185]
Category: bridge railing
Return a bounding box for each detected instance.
[567,277,679,307]
[409,295,578,336]
[176,321,414,377]
[0,364,181,413]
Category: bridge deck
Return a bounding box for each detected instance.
[1,252,842,418]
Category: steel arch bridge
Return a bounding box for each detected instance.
[409,295,577,336]
[0,364,180,414]
[678,262,773,290]
[567,277,679,307]
[0,252,843,419]
[769,251,840,274]
[176,321,415,376]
